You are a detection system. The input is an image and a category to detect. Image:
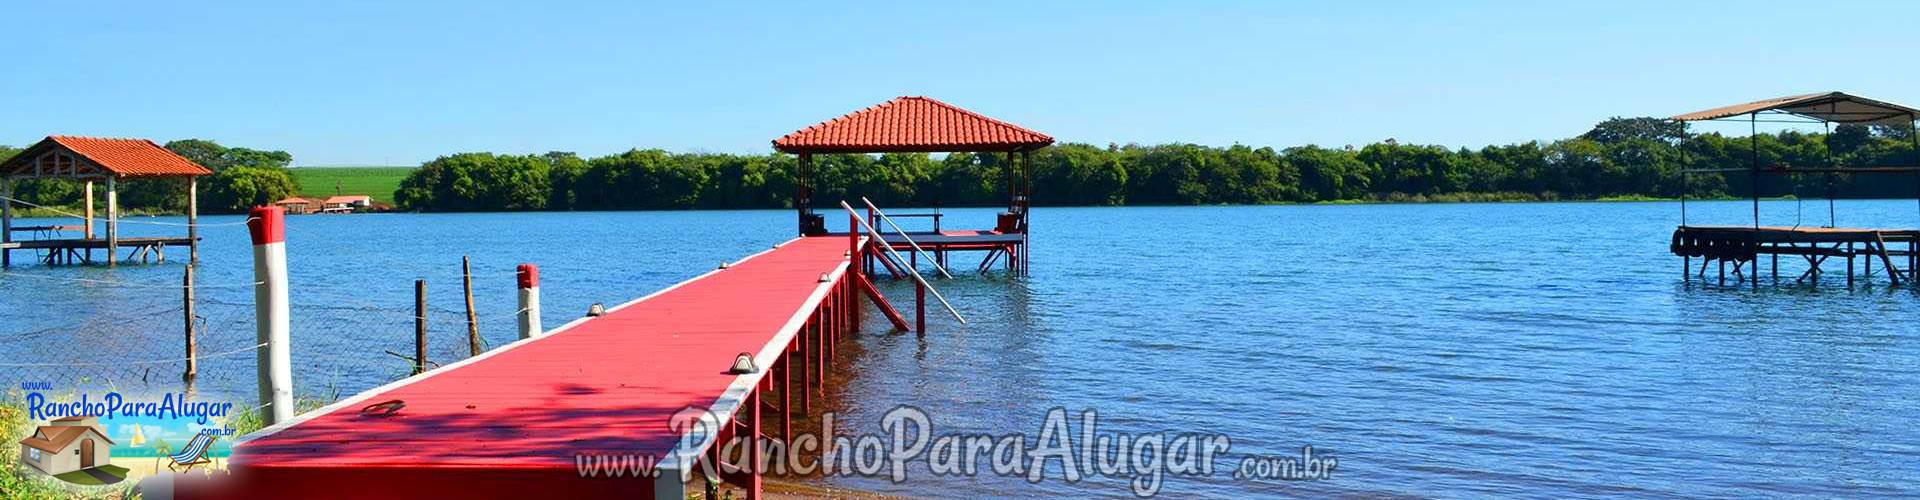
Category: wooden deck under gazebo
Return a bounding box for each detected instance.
[1668,92,1920,287]
[774,96,1053,273]
[0,136,212,266]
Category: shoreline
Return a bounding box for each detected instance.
[6,195,1855,219]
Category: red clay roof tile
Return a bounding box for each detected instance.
[2,136,212,177]
[774,96,1053,154]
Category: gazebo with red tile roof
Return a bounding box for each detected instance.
[0,135,213,266]
[774,96,1053,273]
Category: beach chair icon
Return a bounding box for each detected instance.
[161,430,218,473]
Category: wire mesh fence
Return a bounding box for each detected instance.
[0,264,534,407]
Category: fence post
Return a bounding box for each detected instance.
[183,264,197,386]
[248,206,293,426]
[2,177,11,268]
[518,264,541,340]
[463,256,481,356]
[414,279,428,375]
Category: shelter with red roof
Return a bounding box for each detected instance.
[775,96,1052,273]
[0,136,212,266]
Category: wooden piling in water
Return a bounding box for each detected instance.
[183,264,197,386]
[463,256,481,356]
[415,279,428,375]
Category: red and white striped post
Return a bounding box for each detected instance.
[517,263,542,339]
[248,206,293,425]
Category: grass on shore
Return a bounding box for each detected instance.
[289,166,412,202]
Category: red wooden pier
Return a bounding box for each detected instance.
[169,96,1046,499]
[209,234,896,499]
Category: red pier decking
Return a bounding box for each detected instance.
[201,236,873,499]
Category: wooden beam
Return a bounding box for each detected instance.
[1874,233,1904,287]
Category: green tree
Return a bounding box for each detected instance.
[205,165,299,211]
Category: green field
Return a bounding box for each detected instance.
[289,166,414,202]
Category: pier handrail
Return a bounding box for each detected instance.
[861,197,953,279]
[839,201,966,324]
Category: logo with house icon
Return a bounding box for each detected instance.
[16,415,124,484]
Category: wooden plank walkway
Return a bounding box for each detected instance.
[213,236,858,499]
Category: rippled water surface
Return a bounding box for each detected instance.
[3,201,1917,498]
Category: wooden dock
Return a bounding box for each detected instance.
[848,228,1028,275]
[208,235,887,499]
[1,236,193,265]
[1671,225,1919,286]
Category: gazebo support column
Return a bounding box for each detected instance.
[106,175,118,266]
[187,177,199,263]
[84,180,95,239]
[796,153,817,236]
[84,180,94,263]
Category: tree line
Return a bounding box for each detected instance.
[392,118,1919,211]
[6,117,1916,215]
[0,139,299,214]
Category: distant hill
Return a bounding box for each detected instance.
[290,166,414,202]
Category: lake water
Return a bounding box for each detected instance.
[3,200,1918,498]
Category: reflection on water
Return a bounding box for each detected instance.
[3,201,1917,498]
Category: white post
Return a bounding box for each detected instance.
[187,177,199,264]
[106,175,118,266]
[2,176,11,268]
[249,206,293,425]
[517,263,542,339]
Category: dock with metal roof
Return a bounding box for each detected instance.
[1669,92,1920,288]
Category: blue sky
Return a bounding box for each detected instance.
[2,1,1915,165]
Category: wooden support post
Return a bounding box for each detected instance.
[747,390,762,500]
[782,350,793,450]
[799,322,811,412]
[463,256,481,356]
[1873,234,1903,287]
[1847,242,1855,287]
[415,279,428,375]
[848,212,859,280]
[1,176,10,268]
[82,181,93,263]
[187,177,199,264]
[916,279,926,336]
[106,175,118,266]
[826,291,837,355]
[1683,256,1689,283]
[817,303,828,389]
[183,264,198,386]
[847,254,859,331]
[83,181,94,239]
